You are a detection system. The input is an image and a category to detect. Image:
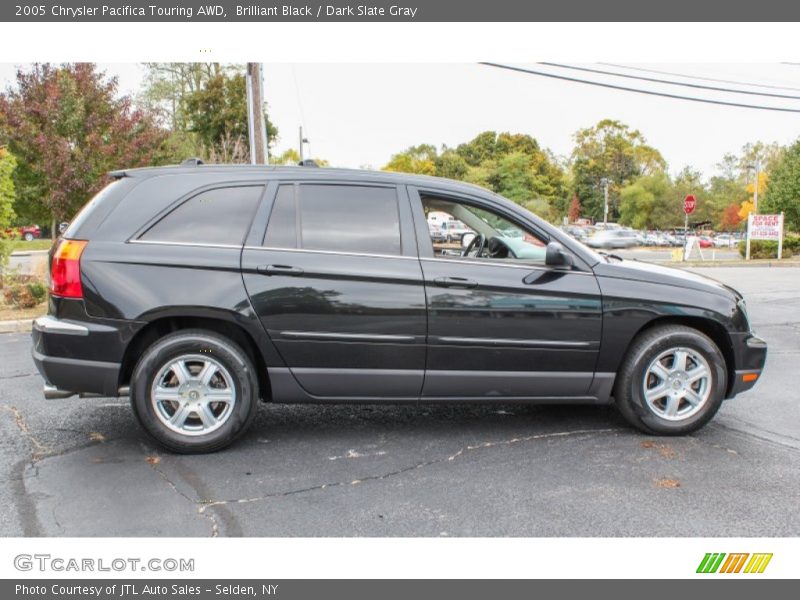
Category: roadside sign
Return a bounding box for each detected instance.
[683,195,696,215]
[749,214,782,240]
[745,213,785,260]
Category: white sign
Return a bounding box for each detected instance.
[745,212,785,260]
[750,213,783,240]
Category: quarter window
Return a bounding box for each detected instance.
[140,186,263,246]
[264,184,401,256]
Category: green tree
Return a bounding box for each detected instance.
[183,72,278,163]
[384,144,438,175]
[570,119,666,222]
[0,147,17,267]
[0,63,167,231]
[762,138,800,230]
[618,171,673,230]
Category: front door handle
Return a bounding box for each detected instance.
[434,276,478,289]
[257,264,304,276]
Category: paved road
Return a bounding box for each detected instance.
[1,266,798,537]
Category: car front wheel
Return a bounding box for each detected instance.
[614,325,727,435]
[131,329,259,453]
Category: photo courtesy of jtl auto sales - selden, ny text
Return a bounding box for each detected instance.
[0,0,799,597]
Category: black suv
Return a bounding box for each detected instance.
[32,163,767,452]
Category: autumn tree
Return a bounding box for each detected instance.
[567,195,582,222]
[0,63,168,231]
[0,147,16,267]
[570,119,666,222]
[720,203,743,231]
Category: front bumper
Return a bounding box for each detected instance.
[726,333,768,398]
[31,315,125,398]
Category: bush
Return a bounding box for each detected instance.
[738,234,799,259]
[1,273,48,309]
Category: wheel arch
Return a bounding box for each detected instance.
[617,316,735,398]
[119,313,271,402]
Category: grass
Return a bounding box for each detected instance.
[5,239,53,253]
[0,303,46,321]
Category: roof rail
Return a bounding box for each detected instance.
[298,159,319,167]
[181,158,205,166]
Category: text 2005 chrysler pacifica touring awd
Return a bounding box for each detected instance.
[32,162,767,452]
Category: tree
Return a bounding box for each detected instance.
[0,63,168,230]
[0,147,16,267]
[383,144,438,175]
[183,72,278,163]
[570,119,666,221]
[567,195,582,222]
[618,172,673,230]
[762,139,800,230]
[720,203,743,231]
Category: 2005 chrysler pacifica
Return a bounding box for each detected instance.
[32,162,767,452]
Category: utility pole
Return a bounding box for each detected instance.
[298,126,309,163]
[246,63,267,165]
[601,177,610,225]
[752,159,761,215]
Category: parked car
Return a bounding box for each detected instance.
[439,218,473,243]
[4,224,41,241]
[713,234,736,248]
[32,163,766,452]
[585,229,639,249]
[428,224,446,244]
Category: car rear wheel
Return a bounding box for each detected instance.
[614,325,727,435]
[131,330,259,453]
[23,232,34,241]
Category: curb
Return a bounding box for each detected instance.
[0,319,33,334]
[666,260,800,268]
[9,250,49,258]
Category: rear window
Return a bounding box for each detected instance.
[263,184,401,255]
[140,186,263,246]
[63,180,125,239]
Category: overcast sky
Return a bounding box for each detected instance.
[1,62,798,178]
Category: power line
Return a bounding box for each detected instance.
[480,62,800,114]
[599,62,800,93]
[540,62,800,100]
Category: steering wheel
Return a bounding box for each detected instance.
[462,233,487,258]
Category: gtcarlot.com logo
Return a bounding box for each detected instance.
[696,553,773,574]
[14,554,195,573]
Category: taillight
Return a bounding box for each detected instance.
[50,239,88,298]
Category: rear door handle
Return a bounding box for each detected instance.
[257,264,304,276]
[433,276,478,289]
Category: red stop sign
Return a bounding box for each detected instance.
[684,194,696,215]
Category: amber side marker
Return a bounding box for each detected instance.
[742,373,759,383]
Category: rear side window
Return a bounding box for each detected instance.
[264,184,401,255]
[140,186,263,245]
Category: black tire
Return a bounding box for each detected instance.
[23,232,34,241]
[614,325,727,435]
[131,329,259,453]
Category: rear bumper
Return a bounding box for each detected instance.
[31,315,126,397]
[727,333,768,398]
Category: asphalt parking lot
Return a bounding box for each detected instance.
[1,265,798,537]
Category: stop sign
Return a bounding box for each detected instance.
[684,194,696,215]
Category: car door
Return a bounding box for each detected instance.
[408,186,603,399]
[241,180,426,399]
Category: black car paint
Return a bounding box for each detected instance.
[32,165,766,404]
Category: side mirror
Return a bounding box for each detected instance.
[461,232,476,248]
[545,241,574,268]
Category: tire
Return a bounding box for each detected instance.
[613,325,727,435]
[23,232,34,241]
[131,329,259,453]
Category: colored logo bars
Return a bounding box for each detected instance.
[697,553,773,574]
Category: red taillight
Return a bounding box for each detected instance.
[50,239,88,298]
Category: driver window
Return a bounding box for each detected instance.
[421,194,547,263]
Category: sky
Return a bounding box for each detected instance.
[1,62,798,179]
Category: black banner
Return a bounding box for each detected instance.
[3,0,800,22]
